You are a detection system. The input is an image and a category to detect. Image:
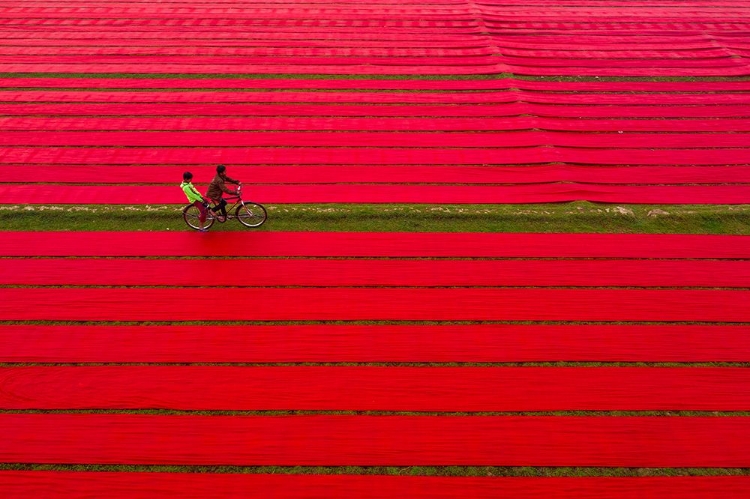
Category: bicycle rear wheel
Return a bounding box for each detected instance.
[236,202,267,228]
[183,204,215,231]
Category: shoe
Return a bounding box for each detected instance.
[216,215,226,223]
[199,228,208,232]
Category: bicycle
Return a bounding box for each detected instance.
[183,184,267,230]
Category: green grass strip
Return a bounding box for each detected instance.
[2,203,749,234]
[0,463,748,477]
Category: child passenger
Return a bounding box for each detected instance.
[180,171,210,232]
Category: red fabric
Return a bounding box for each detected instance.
[0,90,527,104]
[6,0,468,5]
[2,324,748,363]
[4,60,748,76]
[0,30,481,41]
[6,55,742,73]
[1,414,748,466]
[558,148,750,165]
[2,116,749,133]
[2,232,746,258]
[2,366,749,411]
[0,147,555,165]
[503,65,750,78]
[500,55,744,69]
[5,146,750,165]
[0,46,496,56]
[499,48,732,58]
[3,103,745,117]
[0,19,480,29]
[2,184,749,205]
[487,22,749,30]
[4,165,749,184]
[0,38,482,48]
[0,63,500,76]
[0,14,476,23]
[0,288,747,321]
[2,473,749,499]
[2,77,750,92]
[4,131,749,148]
[3,258,749,287]
[3,90,749,105]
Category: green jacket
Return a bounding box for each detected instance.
[180,181,205,203]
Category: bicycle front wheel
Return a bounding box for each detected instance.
[183,204,215,231]
[236,202,267,228]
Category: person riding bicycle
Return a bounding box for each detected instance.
[206,164,241,222]
[180,171,210,232]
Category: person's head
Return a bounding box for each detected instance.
[216,164,226,175]
[183,171,193,182]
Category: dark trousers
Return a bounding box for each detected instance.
[213,199,228,217]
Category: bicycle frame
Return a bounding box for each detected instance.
[209,185,244,220]
[183,184,266,230]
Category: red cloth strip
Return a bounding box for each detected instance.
[4,165,748,185]
[4,90,750,105]
[0,64,500,76]
[484,15,750,23]
[0,31,481,41]
[504,66,750,78]
[0,56,497,67]
[2,324,748,363]
[0,147,555,165]
[2,117,748,133]
[3,77,750,92]
[0,19,480,28]
[2,184,749,205]
[0,0,746,4]
[5,147,750,165]
[0,90,525,104]
[3,366,750,411]
[0,288,747,322]
[4,131,750,148]
[3,103,746,118]
[501,56,744,70]
[558,148,750,165]
[0,35,735,50]
[0,46,495,56]
[488,21,750,29]
[499,41,741,51]
[2,232,746,258]
[500,48,733,59]
[3,258,749,288]
[478,1,750,6]
[1,414,749,466]
[0,12,477,22]
[2,54,733,71]
[2,473,749,499]
[0,39,489,49]
[1,0,469,5]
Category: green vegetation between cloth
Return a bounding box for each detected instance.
[1,463,749,477]
[1,203,747,234]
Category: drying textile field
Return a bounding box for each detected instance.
[1,0,749,497]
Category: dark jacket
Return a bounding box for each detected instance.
[206,173,239,200]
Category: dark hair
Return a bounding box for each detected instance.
[216,164,226,174]
[183,171,193,181]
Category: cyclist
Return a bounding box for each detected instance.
[180,171,210,232]
[207,164,241,222]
